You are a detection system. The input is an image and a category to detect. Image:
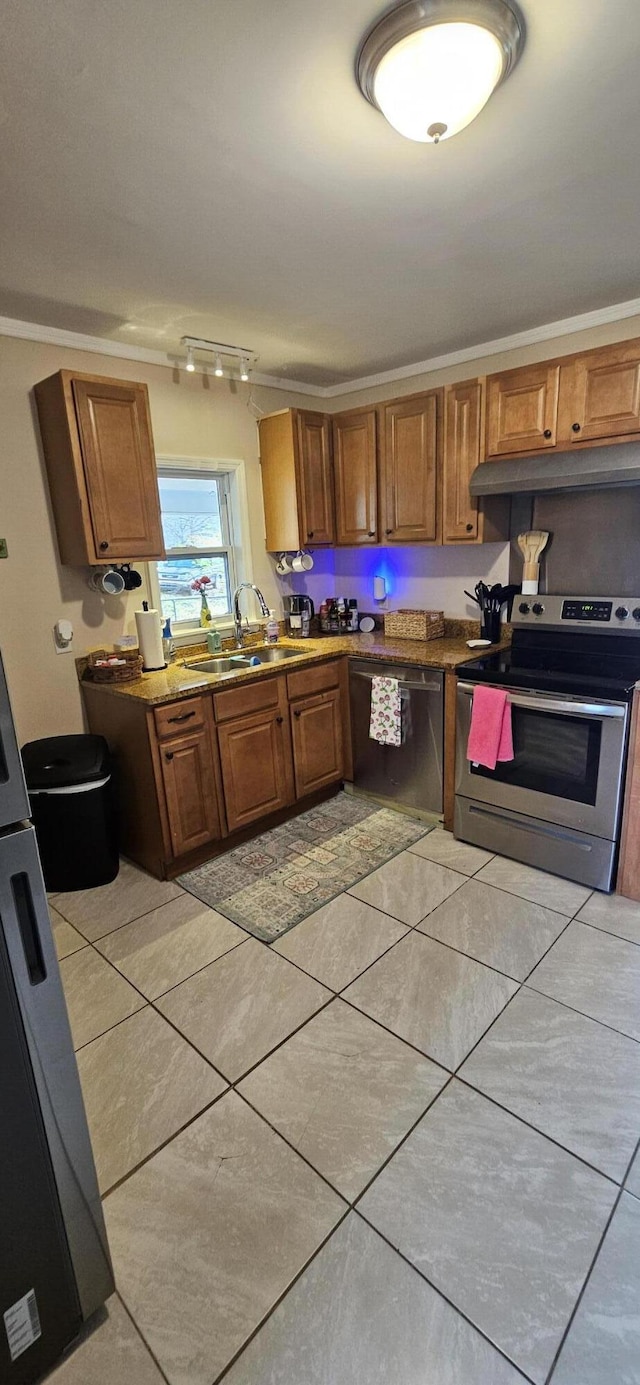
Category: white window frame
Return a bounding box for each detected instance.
[147,455,253,647]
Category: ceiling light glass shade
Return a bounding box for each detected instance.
[357,0,524,144]
[374,22,504,142]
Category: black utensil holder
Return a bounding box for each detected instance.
[481,611,501,644]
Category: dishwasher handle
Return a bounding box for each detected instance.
[351,670,442,694]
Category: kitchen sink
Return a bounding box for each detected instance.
[186,647,303,676]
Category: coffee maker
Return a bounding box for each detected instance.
[285,595,314,637]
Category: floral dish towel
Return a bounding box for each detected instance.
[369,676,402,747]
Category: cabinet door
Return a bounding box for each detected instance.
[159,727,223,858]
[443,379,483,542]
[291,689,343,798]
[381,392,439,542]
[72,377,165,560]
[295,411,335,546]
[332,409,378,545]
[486,363,560,458]
[568,344,640,443]
[218,708,294,833]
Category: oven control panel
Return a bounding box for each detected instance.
[562,600,612,622]
[513,596,640,630]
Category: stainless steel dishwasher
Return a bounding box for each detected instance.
[349,660,444,814]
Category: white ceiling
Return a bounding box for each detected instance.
[2,0,640,386]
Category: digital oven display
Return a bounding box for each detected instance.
[561,600,612,622]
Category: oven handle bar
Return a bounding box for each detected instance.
[457,683,626,719]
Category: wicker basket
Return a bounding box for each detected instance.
[383,609,445,642]
[85,648,144,684]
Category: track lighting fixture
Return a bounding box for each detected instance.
[180,336,258,378]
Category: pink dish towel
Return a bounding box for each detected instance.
[467,685,514,771]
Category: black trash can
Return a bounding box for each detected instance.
[21,734,119,892]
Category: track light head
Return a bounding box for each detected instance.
[186,345,195,372]
[240,357,250,381]
[214,353,224,377]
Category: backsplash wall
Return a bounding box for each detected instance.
[278,543,510,620]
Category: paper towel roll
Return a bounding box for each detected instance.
[135,607,165,671]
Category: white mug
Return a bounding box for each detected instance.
[292,550,314,572]
[89,568,126,596]
[275,554,292,575]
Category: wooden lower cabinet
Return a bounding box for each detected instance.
[218,707,295,833]
[158,726,224,858]
[291,688,343,797]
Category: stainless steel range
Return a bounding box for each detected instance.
[455,595,640,890]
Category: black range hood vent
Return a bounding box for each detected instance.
[469,443,640,497]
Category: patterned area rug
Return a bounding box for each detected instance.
[178,792,433,942]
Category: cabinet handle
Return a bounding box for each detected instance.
[572,422,581,433]
[167,710,196,724]
[368,530,375,537]
[385,528,392,536]
[293,709,301,718]
[99,540,109,551]
[307,531,314,539]
[164,751,174,761]
[465,523,474,532]
[276,715,283,724]
[544,428,552,439]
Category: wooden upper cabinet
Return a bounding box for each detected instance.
[259,408,334,552]
[381,392,440,543]
[565,342,640,444]
[443,379,482,542]
[486,363,561,459]
[34,370,165,565]
[296,411,334,545]
[332,409,377,545]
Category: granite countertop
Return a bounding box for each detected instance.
[79,622,509,708]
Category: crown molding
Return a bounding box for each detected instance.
[2,295,640,400]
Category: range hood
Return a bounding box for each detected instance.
[469,442,640,497]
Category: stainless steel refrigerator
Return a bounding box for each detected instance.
[0,652,114,1383]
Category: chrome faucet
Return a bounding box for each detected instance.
[233,583,270,648]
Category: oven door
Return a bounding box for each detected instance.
[456,681,628,840]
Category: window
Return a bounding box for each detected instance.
[155,470,236,630]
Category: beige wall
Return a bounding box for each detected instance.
[0,335,318,743]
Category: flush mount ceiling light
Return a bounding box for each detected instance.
[356,0,525,143]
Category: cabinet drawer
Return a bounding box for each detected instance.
[154,696,207,739]
[214,674,282,723]
[287,660,341,701]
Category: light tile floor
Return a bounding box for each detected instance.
[47,829,640,1385]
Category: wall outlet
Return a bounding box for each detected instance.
[0,539,7,558]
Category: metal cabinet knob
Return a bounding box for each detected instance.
[307,531,314,539]
[368,530,375,537]
[465,523,473,532]
[99,540,109,550]
[544,429,552,439]
[164,751,174,761]
[293,709,301,718]
[385,528,392,535]
[276,715,283,724]
[572,422,581,433]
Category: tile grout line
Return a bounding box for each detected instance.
[115,1291,173,1385]
[352,1206,536,1385]
[572,912,640,950]
[543,1177,630,1385]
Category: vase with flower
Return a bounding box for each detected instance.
[191,575,213,627]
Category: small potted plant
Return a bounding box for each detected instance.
[191,574,213,627]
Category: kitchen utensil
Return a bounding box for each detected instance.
[292,550,314,572]
[517,530,550,595]
[89,568,125,596]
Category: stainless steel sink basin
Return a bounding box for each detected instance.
[186,656,252,675]
[185,647,303,676]
[246,647,302,663]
